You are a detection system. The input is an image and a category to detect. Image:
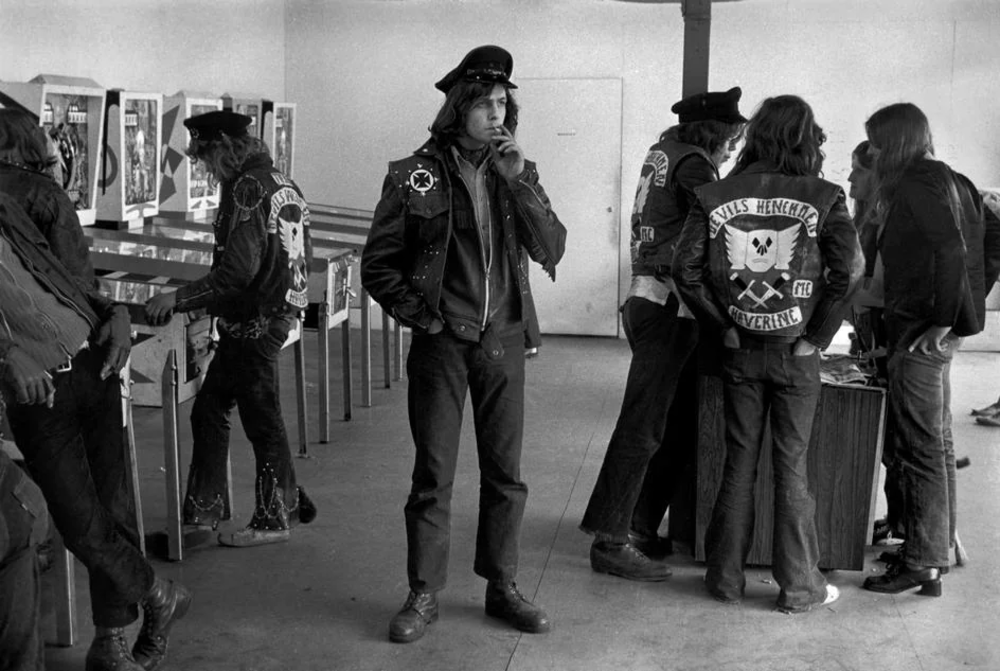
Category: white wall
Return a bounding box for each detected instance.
[286,0,1000,313]
[0,0,286,107]
[284,0,684,263]
[711,0,1000,190]
[2,0,998,317]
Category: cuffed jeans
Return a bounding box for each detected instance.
[6,346,154,627]
[704,342,827,610]
[581,295,699,542]
[887,340,957,568]
[404,329,527,593]
[184,316,300,531]
[0,454,48,671]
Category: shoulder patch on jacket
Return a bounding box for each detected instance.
[388,157,445,200]
[232,174,267,222]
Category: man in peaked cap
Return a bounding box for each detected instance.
[146,107,317,550]
[580,87,746,581]
[362,45,566,643]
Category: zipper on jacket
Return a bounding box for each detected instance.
[455,167,492,332]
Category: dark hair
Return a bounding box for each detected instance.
[186,132,269,183]
[661,119,743,157]
[731,95,826,177]
[851,140,875,225]
[852,140,874,170]
[429,81,519,146]
[864,102,934,217]
[0,108,57,173]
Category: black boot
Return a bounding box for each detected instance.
[86,627,143,671]
[591,541,672,581]
[863,562,942,596]
[389,591,439,643]
[485,581,551,634]
[297,486,317,524]
[132,578,193,670]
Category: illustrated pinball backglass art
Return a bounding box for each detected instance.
[124,97,159,206]
[273,103,295,178]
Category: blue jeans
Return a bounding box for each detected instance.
[6,346,154,627]
[404,329,527,593]
[581,295,699,542]
[887,342,957,568]
[184,316,300,531]
[704,341,827,610]
[0,452,48,671]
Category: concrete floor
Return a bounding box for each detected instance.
[41,328,1000,671]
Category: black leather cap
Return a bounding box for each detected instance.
[435,45,517,93]
[183,110,252,141]
[671,86,747,124]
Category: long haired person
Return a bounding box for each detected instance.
[672,95,863,612]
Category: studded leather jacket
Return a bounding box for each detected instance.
[174,154,312,326]
[672,161,863,348]
[361,138,566,346]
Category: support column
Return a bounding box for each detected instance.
[681,0,712,98]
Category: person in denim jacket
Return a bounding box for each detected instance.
[0,193,190,671]
[0,446,48,671]
[673,95,863,613]
[362,45,566,643]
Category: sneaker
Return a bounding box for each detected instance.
[872,517,905,546]
[971,400,1000,417]
[777,584,839,614]
[217,527,290,547]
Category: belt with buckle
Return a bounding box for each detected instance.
[50,340,90,376]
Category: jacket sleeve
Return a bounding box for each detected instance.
[982,191,1000,291]
[673,155,718,215]
[900,173,968,329]
[671,199,733,332]
[360,174,436,331]
[34,187,99,292]
[173,179,267,314]
[802,190,863,349]
[508,164,566,280]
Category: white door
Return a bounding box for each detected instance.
[514,78,623,336]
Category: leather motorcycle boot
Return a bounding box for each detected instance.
[389,591,439,643]
[131,577,193,671]
[591,541,672,582]
[85,627,144,671]
[484,581,551,634]
[628,530,673,560]
[863,562,942,596]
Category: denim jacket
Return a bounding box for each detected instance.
[672,161,863,349]
[361,139,566,345]
[0,193,114,366]
[0,161,97,292]
[174,154,312,323]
